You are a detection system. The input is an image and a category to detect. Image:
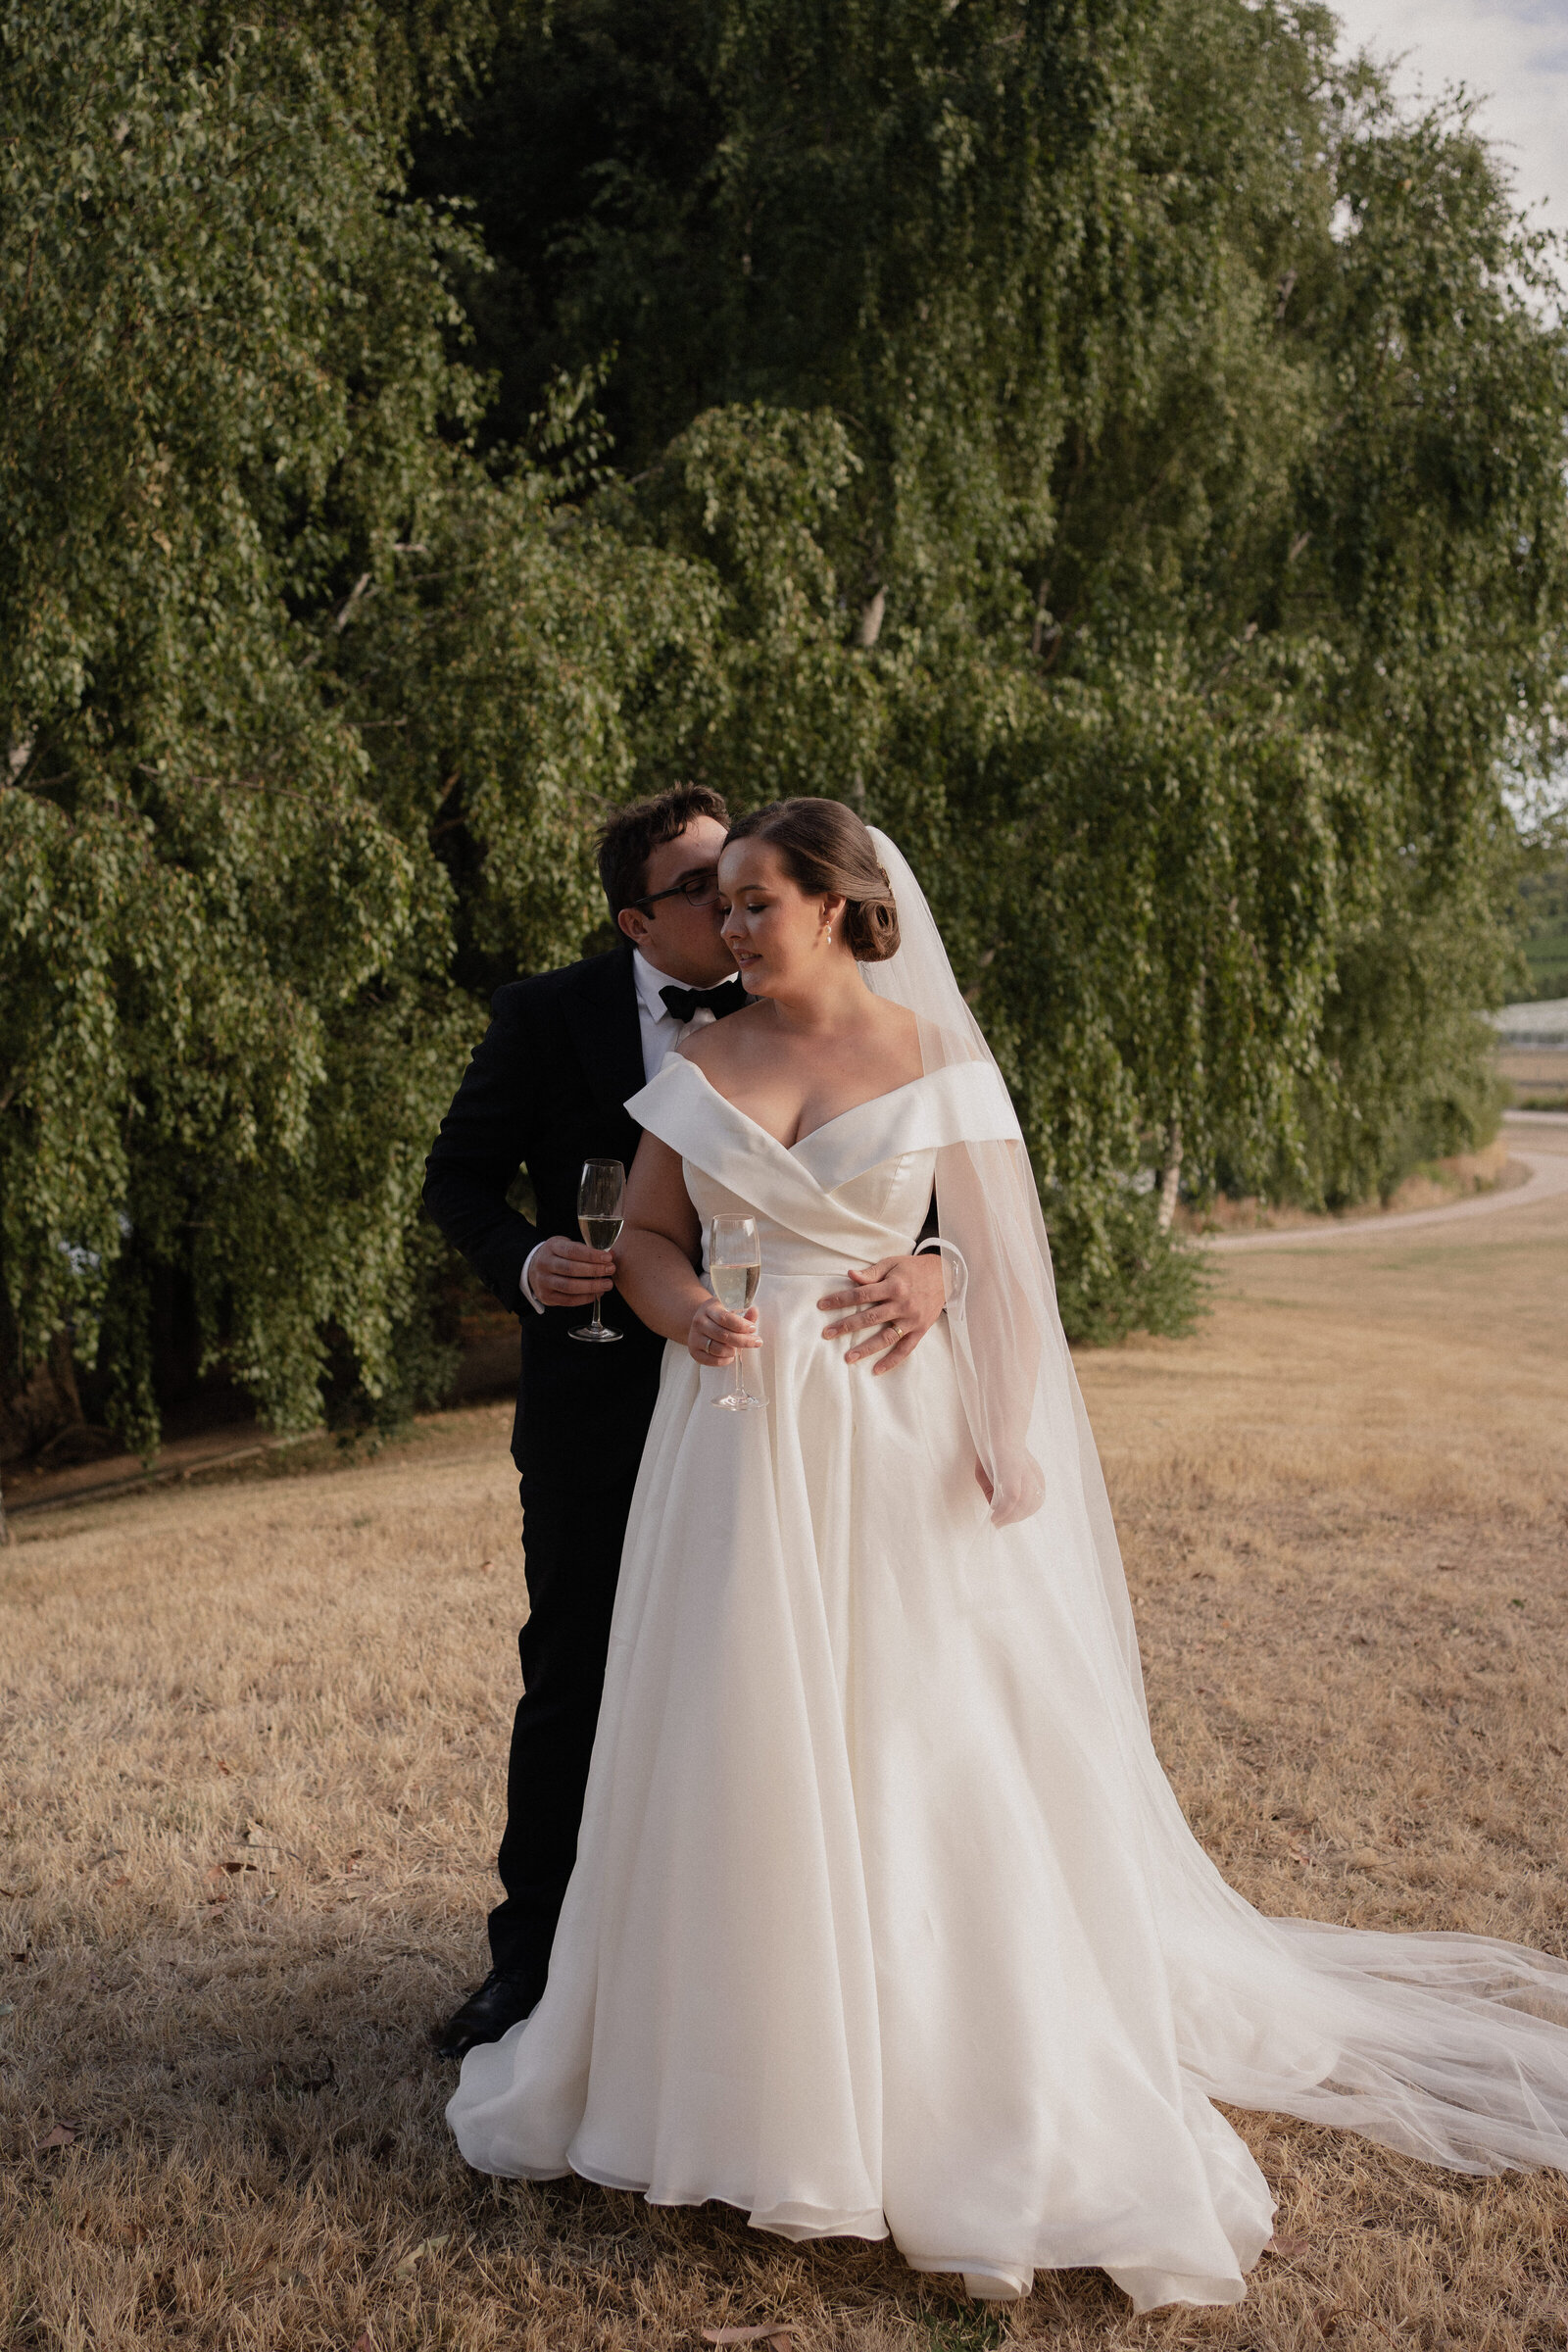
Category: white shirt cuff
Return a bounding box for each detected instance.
[519,1240,548,1314]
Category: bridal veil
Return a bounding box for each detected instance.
[862,824,1568,2181]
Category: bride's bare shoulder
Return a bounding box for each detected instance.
[675,1000,769,1074]
[871,996,923,1079]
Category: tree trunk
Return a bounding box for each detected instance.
[1156,1115,1183,1233]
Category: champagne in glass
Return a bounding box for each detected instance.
[569,1158,625,1345]
[710,1261,760,1316]
[709,1214,763,1410]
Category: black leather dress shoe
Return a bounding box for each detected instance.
[432,1968,539,2061]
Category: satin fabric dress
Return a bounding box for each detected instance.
[448,1057,1295,2307]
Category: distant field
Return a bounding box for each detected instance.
[4,1156,1568,2352]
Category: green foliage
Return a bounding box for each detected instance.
[0,0,698,1451]
[1519,876,1568,1002]
[436,0,1566,1252]
[1514,801,1568,1003]
[4,0,1567,1449]
[1050,1189,1210,1348]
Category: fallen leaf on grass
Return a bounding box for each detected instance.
[110,1875,130,1887]
[0,2000,16,2019]
[394,2234,451,2279]
[209,1862,259,1880]
[214,1757,234,1777]
[702,2328,794,2349]
[35,2124,76,2151]
[1264,2233,1312,2261]
[353,2334,374,2351]
[477,1559,498,1575]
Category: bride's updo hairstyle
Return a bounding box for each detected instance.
[723,798,901,963]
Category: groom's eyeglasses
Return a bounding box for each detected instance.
[631,870,721,915]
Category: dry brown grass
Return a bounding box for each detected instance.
[4,1169,1568,2352]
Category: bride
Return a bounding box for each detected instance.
[448,797,1568,2310]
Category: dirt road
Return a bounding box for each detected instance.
[1204,1112,1568,1253]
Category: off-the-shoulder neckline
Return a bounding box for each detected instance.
[666,1054,940,1157]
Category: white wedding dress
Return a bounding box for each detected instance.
[449,840,1568,2312]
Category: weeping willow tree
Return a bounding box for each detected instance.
[4,0,1566,1468]
[422,0,1567,1312]
[0,0,710,1459]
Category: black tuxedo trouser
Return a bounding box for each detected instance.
[487,1425,646,1991]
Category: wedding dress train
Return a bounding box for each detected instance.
[448,1053,1568,2310]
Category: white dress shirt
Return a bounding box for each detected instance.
[519,950,727,1312]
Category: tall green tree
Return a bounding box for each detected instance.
[424,0,1566,1282]
[0,0,707,1455]
[6,0,1566,1465]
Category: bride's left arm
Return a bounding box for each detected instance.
[614,1132,761,1366]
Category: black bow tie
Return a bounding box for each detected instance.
[659,976,748,1024]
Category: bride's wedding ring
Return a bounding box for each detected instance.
[888,1323,905,1342]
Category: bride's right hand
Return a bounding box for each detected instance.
[687,1299,761,1367]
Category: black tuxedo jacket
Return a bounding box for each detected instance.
[423,942,666,1477]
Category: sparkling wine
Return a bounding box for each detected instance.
[570,1157,626,1344]
[710,1262,760,1314]
[707,1213,762,1410]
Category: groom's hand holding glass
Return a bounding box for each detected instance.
[526,1235,618,1308]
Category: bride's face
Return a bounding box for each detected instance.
[716,839,847,997]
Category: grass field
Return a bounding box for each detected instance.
[4,1148,1568,2352]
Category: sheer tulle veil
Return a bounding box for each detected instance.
[862,823,1568,2180]
[861,828,1146,1696]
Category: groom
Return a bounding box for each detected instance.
[423,785,947,2058]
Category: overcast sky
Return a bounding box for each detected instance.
[1331,0,1568,227]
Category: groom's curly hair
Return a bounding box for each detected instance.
[597,785,731,916]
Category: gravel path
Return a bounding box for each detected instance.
[1202,1114,1568,1254]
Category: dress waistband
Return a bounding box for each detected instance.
[703,1233,918,1281]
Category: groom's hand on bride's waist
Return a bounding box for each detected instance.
[818,1253,946,1375]
[523,1235,616,1309]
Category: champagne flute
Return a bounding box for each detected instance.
[708,1214,762,1411]
[568,1158,625,1345]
